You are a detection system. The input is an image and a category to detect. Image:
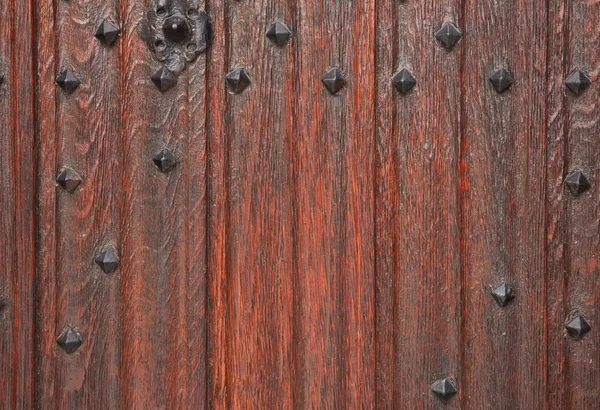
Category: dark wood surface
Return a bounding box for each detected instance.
[0,1,36,408]
[376,2,461,409]
[0,0,598,408]
[547,1,600,409]
[460,0,549,408]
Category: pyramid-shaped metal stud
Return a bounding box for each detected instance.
[431,378,457,401]
[95,249,120,273]
[153,148,177,173]
[489,68,514,93]
[95,19,121,46]
[151,66,177,92]
[564,171,590,197]
[491,282,514,307]
[566,315,591,339]
[56,167,82,193]
[56,326,83,354]
[56,69,81,94]
[564,70,591,95]
[435,22,462,50]
[392,68,416,95]
[266,21,292,46]
[322,67,347,95]
[225,67,252,94]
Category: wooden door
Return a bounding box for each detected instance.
[1,0,599,408]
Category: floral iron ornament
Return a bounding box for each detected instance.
[139,0,211,75]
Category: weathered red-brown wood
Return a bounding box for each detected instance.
[205,0,230,407]
[208,0,376,408]
[460,1,549,408]
[36,0,125,407]
[547,0,600,408]
[207,0,295,408]
[0,1,36,408]
[292,1,376,408]
[376,2,462,408]
[2,0,600,408]
[182,2,210,406]
[36,0,60,405]
[41,1,123,408]
[118,0,208,407]
[33,0,208,407]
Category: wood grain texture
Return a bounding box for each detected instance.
[205,0,230,406]
[0,1,36,408]
[207,0,295,408]
[547,0,600,408]
[36,0,125,407]
[34,0,208,407]
[2,0,600,408]
[291,1,376,408]
[376,2,462,408]
[36,0,60,405]
[55,1,121,408]
[119,0,208,408]
[459,0,549,409]
[209,0,376,408]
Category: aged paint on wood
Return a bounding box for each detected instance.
[0,0,598,408]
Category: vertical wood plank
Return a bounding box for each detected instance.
[0,1,36,408]
[39,0,123,407]
[460,0,549,408]
[373,0,397,405]
[119,8,158,400]
[36,0,60,404]
[376,1,463,408]
[118,0,209,408]
[120,0,158,404]
[546,2,570,408]
[182,1,210,406]
[292,1,376,408]
[205,0,230,406]
[207,0,296,408]
[547,0,600,408]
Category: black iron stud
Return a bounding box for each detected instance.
[392,69,416,94]
[95,20,121,46]
[431,378,457,401]
[56,69,81,94]
[163,15,192,44]
[564,171,590,197]
[322,67,347,95]
[566,315,591,339]
[564,70,591,95]
[489,68,514,93]
[491,283,514,307]
[140,6,211,75]
[56,326,83,354]
[435,22,462,50]
[266,22,292,46]
[153,148,177,173]
[56,167,82,193]
[95,250,120,273]
[225,68,252,94]
[151,66,177,92]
